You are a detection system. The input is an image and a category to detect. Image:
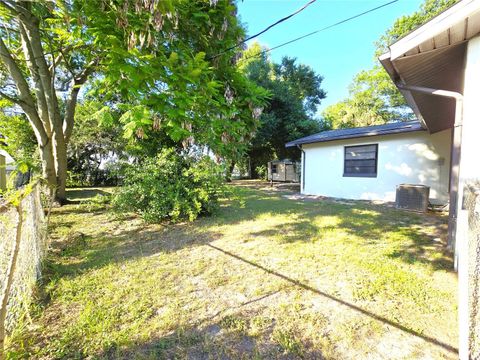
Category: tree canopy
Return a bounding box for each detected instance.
[240,43,327,177]
[0,0,267,201]
[322,0,458,129]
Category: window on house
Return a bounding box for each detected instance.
[271,164,278,174]
[344,144,378,177]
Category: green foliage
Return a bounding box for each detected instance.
[83,0,268,165]
[375,0,458,56]
[83,194,112,213]
[240,43,327,176]
[113,149,224,223]
[67,101,126,187]
[0,111,38,172]
[0,0,268,197]
[323,0,458,129]
[323,66,413,129]
[255,165,267,180]
[272,329,304,356]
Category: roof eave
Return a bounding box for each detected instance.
[379,0,480,133]
[387,0,480,61]
[285,125,426,148]
[379,52,429,131]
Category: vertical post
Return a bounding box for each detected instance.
[0,155,5,192]
[449,100,464,255]
[296,145,305,193]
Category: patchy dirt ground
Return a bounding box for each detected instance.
[6,183,457,359]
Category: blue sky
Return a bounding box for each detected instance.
[237,0,424,113]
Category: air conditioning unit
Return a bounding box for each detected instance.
[395,184,430,212]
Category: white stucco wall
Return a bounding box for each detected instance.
[460,36,480,185]
[302,129,452,204]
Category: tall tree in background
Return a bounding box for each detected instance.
[322,0,458,129]
[0,0,98,202]
[0,0,266,202]
[240,43,327,177]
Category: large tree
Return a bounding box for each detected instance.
[0,0,266,202]
[240,43,327,177]
[322,0,458,129]
[0,0,97,202]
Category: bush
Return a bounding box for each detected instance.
[112,149,224,223]
[255,165,267,180]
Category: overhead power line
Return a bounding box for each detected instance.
[238,0,399,63]
[208,0,317,60]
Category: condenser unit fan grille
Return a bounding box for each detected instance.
[395,184,430,212]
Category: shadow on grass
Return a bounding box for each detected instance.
[98,317,324,360]
[49,185,453,280]
[206,243,458,355]
[66,188,111,204]
[40,185,456,357]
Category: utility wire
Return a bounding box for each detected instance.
[208,0,317,60]
[238,0,399,63]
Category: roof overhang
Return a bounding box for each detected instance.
[380,0,480,133]
[285,121,425,147]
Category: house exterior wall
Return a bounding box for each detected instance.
[459,36,480,186]
[301,129,451,204]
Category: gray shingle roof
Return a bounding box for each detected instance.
[285,121,425,148]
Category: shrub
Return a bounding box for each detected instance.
[255,165,267,180]
[112,149,224,223]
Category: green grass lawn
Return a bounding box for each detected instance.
[7,182,457,359]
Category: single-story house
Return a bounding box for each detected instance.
[286,120,451,205]
[287,0,480,357]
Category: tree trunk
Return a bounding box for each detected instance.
[53,131,68,204]
[39,139,58,198]
[0,2,99,206]
[225,161,235,182]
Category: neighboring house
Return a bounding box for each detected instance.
[286,121,451,205]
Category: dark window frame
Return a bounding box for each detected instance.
[271,164,278,174]
[343,144,378,178]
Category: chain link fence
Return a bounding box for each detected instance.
[465,182,480,358]
[0,184,47,349]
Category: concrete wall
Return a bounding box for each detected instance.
[301,129,452,204]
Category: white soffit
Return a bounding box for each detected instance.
[388,0,480,60]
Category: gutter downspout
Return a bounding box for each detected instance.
[296,144,305,192]
[397,83,467,360]
[396,83,463,255]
